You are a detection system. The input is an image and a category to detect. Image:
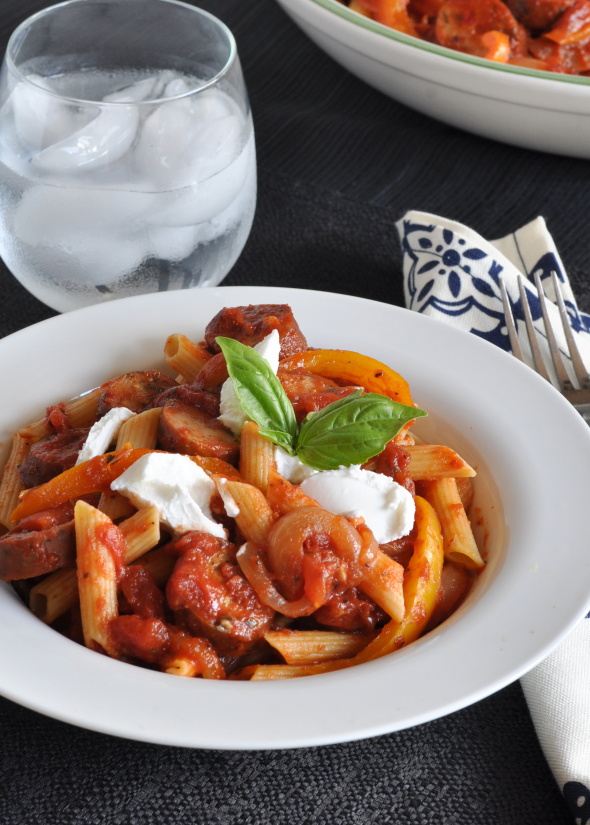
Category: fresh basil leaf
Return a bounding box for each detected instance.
[296,391,427,471]
[216,336,298,453]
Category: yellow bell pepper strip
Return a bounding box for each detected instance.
[279,349,414,408]
[355,495,444,660]
[11,447,153,522]
[247,495,444,679]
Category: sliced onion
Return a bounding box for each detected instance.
[236,542,316,618]
[266,507,364,589]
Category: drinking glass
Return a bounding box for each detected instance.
[0,0,256,312]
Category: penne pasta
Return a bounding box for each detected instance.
[116,407,161,450]
[246,496,444,680]
[19,387,102,441]
[239,421,274,493]
[250,664,319,681]
[221,479,275,545]
[360,549,405,622]
[98,491,136,521]
[29,506,162,624]
[75,500,122,657]
[456,477,474,512]
[164,334,212,383]
[3,302,487,683]
[164,658,199,677]
[0,434,30,529]
[29,567,79,625]
[405,444,476,480]
[266,469,320,514]
[421,478,484,569]
[265,630,374,664]
[132,546,175,588]
[119,504,161,563]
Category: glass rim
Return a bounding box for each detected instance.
[6,0,238,105]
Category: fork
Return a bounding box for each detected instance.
[499,271,590,421]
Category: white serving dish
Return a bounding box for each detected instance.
[275,0,590,157]
[1,285,590,749]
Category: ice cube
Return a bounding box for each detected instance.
[11,75,90,151]
[31,103,139,172]
[189,90,234,123]
[132,89,242,189]
[193,140,257,245]
[145,128,254,227]
[163,77,192,97]
[190,114,242,180]
[132,98,197,186]
[103,76,159,104]
[13,184,152,247]
[149,225,197,260]
[69,232,148,285]
[151,70,180,99]
[12,180,158,284]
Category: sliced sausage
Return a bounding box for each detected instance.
[204,304,308,359]
[293,387,359,422]
[152,385,220,418]
[278,368,341,399]
[166,532,274,656]
[19,428,90,488]
[158,400,239,463]
[0,504,76,581]
[97,371,177,418]
[111,615,171,664]
[409,0,445,16]
[278,369,359,422]
[314,587,386,631]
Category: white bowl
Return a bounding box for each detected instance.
[275,0,590,157]
[1,285,590,749]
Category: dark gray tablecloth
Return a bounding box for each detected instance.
[0,0,584,822]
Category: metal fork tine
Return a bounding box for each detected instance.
[499,277,524,362]
[517,274,552,383]
[551,270,590,390]
[533,271,571,392]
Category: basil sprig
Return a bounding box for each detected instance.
[217,336,298,454]
[296,390,425,470]
[216,336,427,470]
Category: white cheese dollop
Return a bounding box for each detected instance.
[218,329,281,435]
[111,452,225,538]
[274,445,318,484]
[76,406,136,465]
[300,465,415,544]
